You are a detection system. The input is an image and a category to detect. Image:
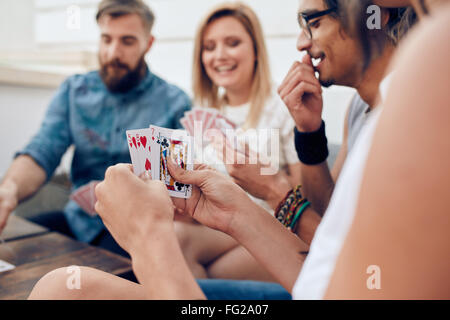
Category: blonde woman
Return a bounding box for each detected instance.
[174,2,302,281]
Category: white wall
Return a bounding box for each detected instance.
[0,0,35,51]
[0,0,356,176]
[0,84,74,177]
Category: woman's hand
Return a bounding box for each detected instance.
[213,135,292,208]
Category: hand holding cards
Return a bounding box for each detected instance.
[126,125,193,199]
[180,107,237,139]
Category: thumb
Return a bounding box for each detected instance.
[168,158,209,187]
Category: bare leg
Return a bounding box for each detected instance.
[28,266,146,300]
[206,245,276,282]
[175,221,276,282]
[174,220,238,278]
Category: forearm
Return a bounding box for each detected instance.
[130,223,206,300]
[293,207,321,245]
[266,172,292,209]
[230,202,308,292]
[300,162,334,216]
[1,155,47,201]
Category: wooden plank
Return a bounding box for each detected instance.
[0,232,86,266]
[0,232,132,300]
[1,215,49,242]
[0,66,67,89]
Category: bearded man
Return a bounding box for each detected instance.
[0,0,191,257]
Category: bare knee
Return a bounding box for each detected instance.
[29,266,82,300]
[29,266,146,300]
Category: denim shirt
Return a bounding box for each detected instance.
[17,68,191,242]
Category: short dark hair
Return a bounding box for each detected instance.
[96,0,155,33]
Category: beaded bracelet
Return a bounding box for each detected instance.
[275,185,309,230]
[289,200,311,232]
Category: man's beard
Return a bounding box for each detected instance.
[319,78,335,88]
[99,54,147,93]
[314,68,335,88]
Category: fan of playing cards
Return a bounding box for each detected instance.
[180,108,237,138]
[126,125,194,199]
[70,112,235,215]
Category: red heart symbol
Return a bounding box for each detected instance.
[145,158,151,171]
[132,137,137,148]
[140,136,147,149]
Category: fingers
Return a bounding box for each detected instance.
[279,58,317,89]
[95,164,136,209]
[291,81,322,100]
[94,181,105,214]
[278,55,321,102]
[171,197,187,215]
[281,81,322,113]
[278,66,321,100]
[0,195,17,234]
[0,210,8,234]
[138,171,151,182]
[104,163,135,183]
[301,53,313,66]
[167,158,210,186]
[194,163,214,171]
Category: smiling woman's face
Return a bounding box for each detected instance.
[201,16,256,94]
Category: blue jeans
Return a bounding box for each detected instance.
[197,279,292,300]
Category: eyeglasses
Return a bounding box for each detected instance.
[298,7,337,40]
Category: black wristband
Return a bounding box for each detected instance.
[294,121,329,165]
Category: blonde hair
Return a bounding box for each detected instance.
[192,2,272,129]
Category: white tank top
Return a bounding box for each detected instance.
[292,75,392,299]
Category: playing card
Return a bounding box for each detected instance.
[214,114,237,131]
[180,117,193,136]
[126,131,143,175]
[0,259,15,273]
[150,125,193,198]
[186,111,196,135]
[202,108,220,132]
[137,128,153,178]
[193,108,204,124]
[126,129,153,177]
[70,180,101,216]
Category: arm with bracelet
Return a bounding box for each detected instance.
[278,54,350,216]
[274,185,321,246]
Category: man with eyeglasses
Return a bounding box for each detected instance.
[276,0,411,216]
[232,0,409,219]
[202,0,413,248]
